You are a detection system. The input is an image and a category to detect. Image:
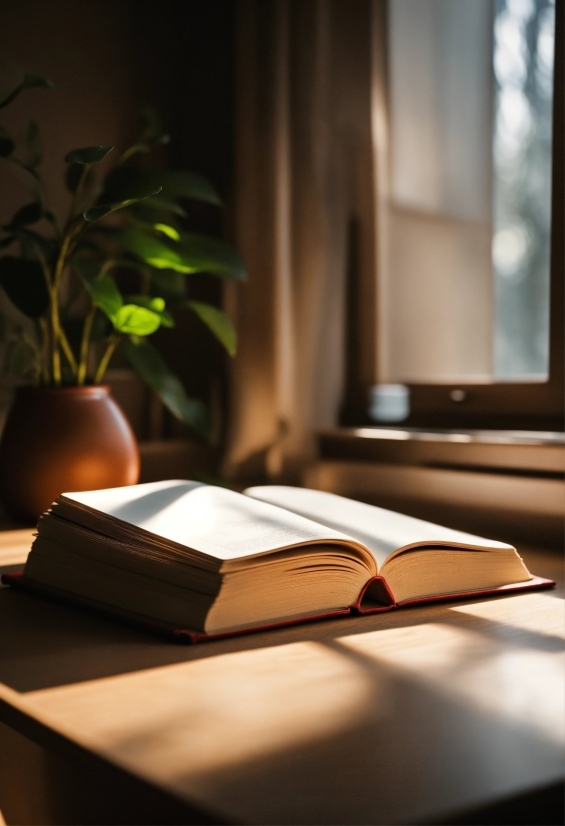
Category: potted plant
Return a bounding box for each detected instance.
[0,70,245,522]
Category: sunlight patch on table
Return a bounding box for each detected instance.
[449,592,565,639]
[338,617,564,745]
[25,640,381,782]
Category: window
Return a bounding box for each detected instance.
[366,0,563,430]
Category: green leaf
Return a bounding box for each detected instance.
[105,227,195,273]
[153,223,180,241]
[100,167,221,207]
[126,294,174,327]
[100,168,187,219]
[90,311,113,342]
[0,73,53,110]
[119,134,171,161]
[83,187,162,223]
[188,301,237,356]
[96,256,151,281]
[65,163,83,193]
[157,170,222,206]
[22,72,53,89]
[126,197,186,222]
[98,167,158,202]
[115,106,170,164]
[123,337,211,439]
[148,267,186,297]
[78,265,123,319]
[75,259,162,334]
[8,202,42,228]
[7,226,57,261]
[21,74,53,91]
[0,137,15,157]
[64,145,114,165]
[107,226,246,279]
[176,232,247,280]
[113,305,161,335]
[0,256,49,318]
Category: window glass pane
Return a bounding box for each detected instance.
[382,0,554,384]
[493,0,555,378]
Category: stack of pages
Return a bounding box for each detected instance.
[4,480,552,642]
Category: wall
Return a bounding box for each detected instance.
[0,0,236,439]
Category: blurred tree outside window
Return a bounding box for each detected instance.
[493,0,555,378]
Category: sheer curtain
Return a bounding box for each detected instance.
[223,0,382,481]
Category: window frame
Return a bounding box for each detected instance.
[342,0,564,432]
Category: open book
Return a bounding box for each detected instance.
[3,480,552,642]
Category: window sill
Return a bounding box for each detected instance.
[308,428,564,548]
[318,427,564,476]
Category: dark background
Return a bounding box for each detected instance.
[0,0,237,435]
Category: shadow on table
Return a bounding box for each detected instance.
[65,630,562,826]
[0,561,562,693]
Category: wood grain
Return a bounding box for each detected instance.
[0,532,562,825]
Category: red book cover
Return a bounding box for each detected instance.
[1,570,555,645]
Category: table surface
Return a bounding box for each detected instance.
[0,530,563,825]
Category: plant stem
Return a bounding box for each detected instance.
[29,247,57,384]
[37,318,50,384]
[99,258,116,278]
[53,350,61,384]
[94,334,120,384]
[48,212,90,383]
[58,326,78,375]
[77,305,96,385]
[114,144,141,167]
[49,286,62,385]
[50,225,77,385]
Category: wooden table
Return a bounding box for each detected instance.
[0,530,563,825]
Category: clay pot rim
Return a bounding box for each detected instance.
[15,384,110,397]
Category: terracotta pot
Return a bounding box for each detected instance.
[0,385,140,523]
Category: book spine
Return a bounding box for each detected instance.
[353,576,397,614]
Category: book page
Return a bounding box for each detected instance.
[63,481,361,562]
[244,486,514,567]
